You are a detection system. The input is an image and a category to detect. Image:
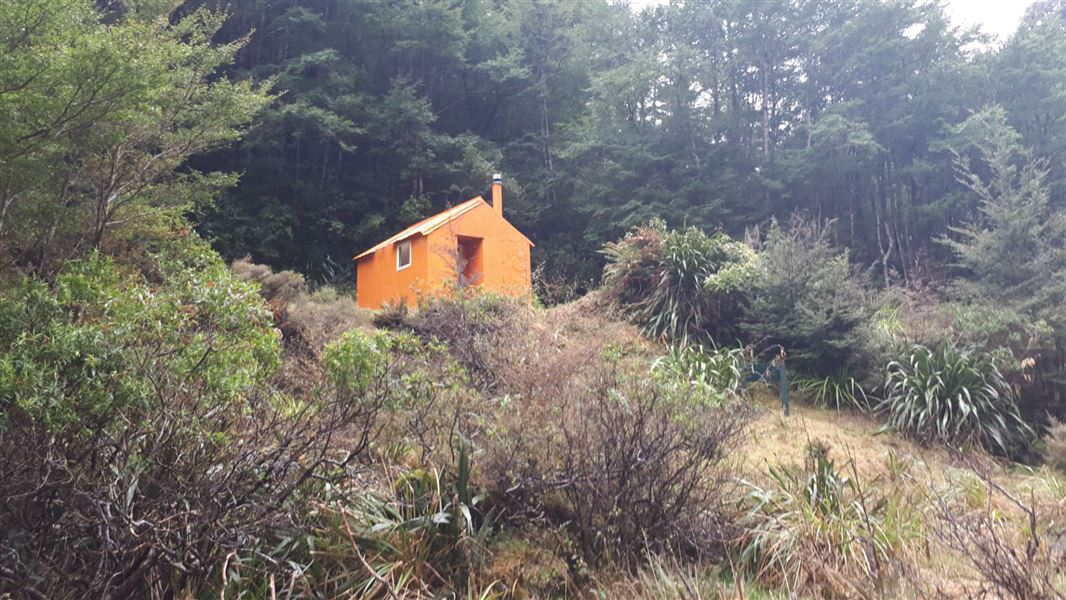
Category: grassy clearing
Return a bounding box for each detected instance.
[736,389,1066,598]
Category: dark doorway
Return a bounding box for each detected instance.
[457,236,483,286]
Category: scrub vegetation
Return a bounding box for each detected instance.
[4,0,1066,598]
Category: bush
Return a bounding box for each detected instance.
[231,256,307,304]
[922,465,1066,599]
[558,372,751,561]
[486,360,751,562]
[1043,417,1066,472]
[232,258,371,352]
[372,298,410,329]
[880,344,1035,457]
[742,216,872,376]
[0,251,384,597]
[408,292,748,564]
[652,344,748,405]
[794,372,874,411]
[603,219,757,345]
[737,442,920,599]
[406,293,523,390]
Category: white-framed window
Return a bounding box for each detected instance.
[396,239,412,271]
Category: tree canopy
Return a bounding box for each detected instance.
[176,0,1066,289]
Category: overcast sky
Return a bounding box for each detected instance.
[628,0,1035,44]
[945,0,1033,41]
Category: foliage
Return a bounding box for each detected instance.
[603,219,758,345]
[737,442,920,599]
[941,106,1066,416]
[404,290,755,564]
[0,250,278,430]
[297,448,499,599]
[880,344,1035,457]
[794,373,875,412]
[487,361,751,562]
[742,216,872,376]
[0,0,272,275]
[653,344,748,405]
[0,245,385,597]
[407,293,522,390]
[231,257,370,352]
[942,107,1066,324]
[924,466,1066,600]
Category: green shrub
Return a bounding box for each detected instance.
[0,252,279,430]
[880,344,1034,457]
[603,219,757,345]
[323,329,422,400]
[794,373,874,411]
[653,344,748,404]
[0,249,384,597]
[742,217,871,376]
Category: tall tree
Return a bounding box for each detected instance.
[0,0,270,275]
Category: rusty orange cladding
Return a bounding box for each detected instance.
[354,177,532,310]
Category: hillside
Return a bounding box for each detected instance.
[5,1,1066,598]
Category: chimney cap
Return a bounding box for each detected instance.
[492,173,502,183]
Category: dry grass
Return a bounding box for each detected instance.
[735,390,1066,598]
[738,391,962,482]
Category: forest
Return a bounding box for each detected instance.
[183,0,1066,289]
[4,0,1066,598]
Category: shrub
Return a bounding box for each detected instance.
[880,344,1035,457]
[532,260,591,307]
[0,252,279,430]
[560,372,750,560]
[486,363,751,562]
[0,251,384,598]
[603,219,757,346]
[794,372,874,411]
[231,255,307,304]
[372,298,411,329]
[394,292,749,565]
[232,258,371,352]
[737,442,920,599]
[742,216,871,376]
[602,219,668,309]
[1043,417,1066,472]
[323,328,480,467]
[922,465,1066,599]
[653,344,748,404]
[407,293,523,390]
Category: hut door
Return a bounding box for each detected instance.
[457,236,483,286]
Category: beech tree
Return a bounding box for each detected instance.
[0,0,271,274]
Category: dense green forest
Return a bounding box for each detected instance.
[184,0,1066,287]
[7,0,1066,598]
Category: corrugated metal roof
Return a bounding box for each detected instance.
[353,196,486,260]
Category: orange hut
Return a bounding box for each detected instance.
[353,174,533,309]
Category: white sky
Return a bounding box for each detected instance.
[627,0,1035,43]
[945,0,1033,41]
